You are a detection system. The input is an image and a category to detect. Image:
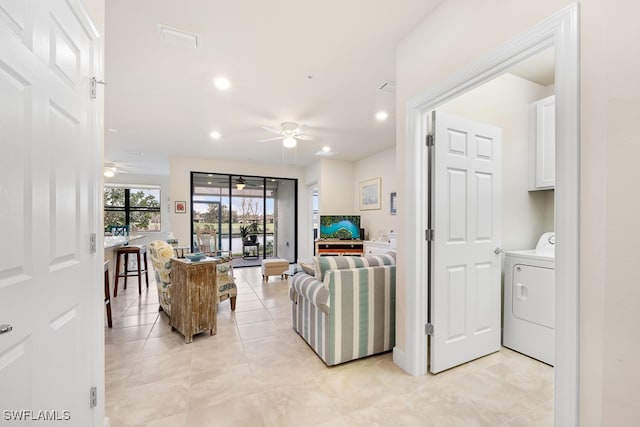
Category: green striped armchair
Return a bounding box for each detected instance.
[289,253,396,366]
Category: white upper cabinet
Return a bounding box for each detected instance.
[529,95,556,191]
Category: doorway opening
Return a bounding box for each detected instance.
[401,4,579,426]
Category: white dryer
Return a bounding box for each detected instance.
[503,232,555,365]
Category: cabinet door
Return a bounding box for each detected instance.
[529,95,556,190]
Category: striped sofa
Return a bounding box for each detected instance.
[289,253,396,366]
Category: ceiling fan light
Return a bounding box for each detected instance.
[104,169,115,178]
[235,176,246,190]
[282,136,297,148]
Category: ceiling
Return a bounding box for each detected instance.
[104,0,446,176]
[104,1,555,178]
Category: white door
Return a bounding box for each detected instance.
[0,0,102,424]
[429,111,502,374]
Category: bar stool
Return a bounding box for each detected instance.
[113,245,149,297]
[104,260,113,328]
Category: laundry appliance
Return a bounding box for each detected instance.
[503,232,555,365]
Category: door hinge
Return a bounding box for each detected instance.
[425,229,434,241]
[89,386,97,408]
[90,77,106,100]
[89,233,96,254]
[426,134,434,147]
[425,323,434,336]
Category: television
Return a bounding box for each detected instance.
[319,215,361,240]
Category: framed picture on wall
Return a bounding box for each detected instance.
[390,192,397,215]
[175,201,186,213]
[359,178,381,210]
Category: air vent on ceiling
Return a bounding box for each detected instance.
[157,24,199,48]
[378,80,396,93]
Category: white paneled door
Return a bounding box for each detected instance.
[0,0,101,425]
[429,111,502,374]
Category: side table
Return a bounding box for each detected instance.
[242,242,260,259]
[170,257,220,343]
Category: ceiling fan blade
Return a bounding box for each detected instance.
[296,135,312,141]
[260,126,282,134]
[258,136,284,142]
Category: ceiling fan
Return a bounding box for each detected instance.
[103,161,139,177]
[259,122,311,148]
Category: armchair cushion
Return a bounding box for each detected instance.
[290,274,329,314]
[216,257,237,302]
[314,252,396,281]
[148,240,174,316]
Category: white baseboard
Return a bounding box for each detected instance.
[392,346,408,373]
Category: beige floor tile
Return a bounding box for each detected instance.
[233,299,267,312]
[234,308,273,325]
[106,375,190,426]
[186,394,266,427]
[105,324,152,344]
[237,320,280,340]
[248,355,314,392]
[257,384,343,427]
[139,412,187,427]
[191,340,248,374]
[112,312,159,328]
[105,265,555,426]
[187,362,262,410]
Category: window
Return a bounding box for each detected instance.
[104,185,161,232]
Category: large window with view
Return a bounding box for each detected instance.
[191,172,297,268]
[104,185,161,232]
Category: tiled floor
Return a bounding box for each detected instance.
[105,266,553,427]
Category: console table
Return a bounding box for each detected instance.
[170,257,219,343]
[315,240,364,256]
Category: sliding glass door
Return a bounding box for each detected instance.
[192,174,230,254]
[191,172,297,267]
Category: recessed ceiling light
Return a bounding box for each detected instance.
[210,131,221,140]
[214,77,231,91]
[375,111,388,121]
[314,148,335,157]
[103,170,114,178]
[322,146,331,152]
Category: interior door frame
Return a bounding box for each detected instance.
[399,3,579,426]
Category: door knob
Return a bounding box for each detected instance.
[0,324,12,335]
[494,248,503,254]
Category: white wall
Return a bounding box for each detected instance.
[354,147,399,241]
[396,0,640,425]
[104,173,171,247]
[169,157,310,258]
[438,73,554,251]
[318,159,355,214]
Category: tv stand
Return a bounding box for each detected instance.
[315,240,364,256]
